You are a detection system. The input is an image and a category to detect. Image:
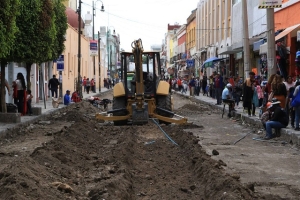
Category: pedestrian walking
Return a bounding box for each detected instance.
[82,76,87,92]
[48,75,59,98]
[0,71,11,101]
[91,78,95,93]
[214,73,223,105]
[202,75,208,96]
[243,71,255,117]
[12,72,27,115]
[26,89,33,116]
[86,78,91,94]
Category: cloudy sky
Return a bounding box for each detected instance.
[81,0,199,51]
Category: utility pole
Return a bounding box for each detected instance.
[242,0,251,79]
[77,0,82,97]
[107,28,109,81]
[267,8,276,75]
[110,45,112,80]
[92,1,104,93]
[92,1,96,93]
[98,31,101,92]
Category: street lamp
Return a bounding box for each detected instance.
[93,0,104,92]
[98,31,101,92]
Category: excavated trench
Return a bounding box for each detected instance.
[0,94,282,199]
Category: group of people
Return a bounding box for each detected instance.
[82,76,95,94]
[221,71,293,140]
[169,70,298,140]
[63,89,81,105]
[0,72,33,116]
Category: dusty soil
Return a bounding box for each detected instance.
[0,92,298,199]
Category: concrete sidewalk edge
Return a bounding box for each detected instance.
[174,91,300,146]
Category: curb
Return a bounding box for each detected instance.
[0,90,112,139]
[174,92,300,146]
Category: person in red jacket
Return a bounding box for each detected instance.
[177,78,182,92]
[71,90,81,103]
[91,78,95,93]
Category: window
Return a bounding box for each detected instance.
[233,0,241,5]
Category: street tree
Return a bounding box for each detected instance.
[0,0,20,112]
[9,0,55,91]
[51,0,68,60]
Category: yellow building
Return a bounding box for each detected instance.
[51,3,106,94]
[186,9,197,77]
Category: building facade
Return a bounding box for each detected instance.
[196,0,232,77]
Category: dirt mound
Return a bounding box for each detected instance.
[0,100,263,199]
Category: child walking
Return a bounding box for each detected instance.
[27,90,33,116]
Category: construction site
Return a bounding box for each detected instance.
[0,90,299,199]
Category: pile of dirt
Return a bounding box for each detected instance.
[0,101,264,199]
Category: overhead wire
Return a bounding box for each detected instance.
[81,2,166,29]
[81,1,294,47]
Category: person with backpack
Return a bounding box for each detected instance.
[264,98,289,140]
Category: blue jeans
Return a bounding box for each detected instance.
[215,88,222,104]
[295,106,300,128]
[265,121,285,138]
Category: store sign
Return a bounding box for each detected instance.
[186,59,195,68]
[90,40,98,56]
[236,52,243,60]
[258,0,282,9]
[57,55,64,71]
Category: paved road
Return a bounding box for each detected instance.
[0,88,111,133]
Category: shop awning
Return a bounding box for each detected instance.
[201,57,224,68]
[275,23,300,41]
[259,43,267,55]
[253,39,264,51]
[218,46,242,55]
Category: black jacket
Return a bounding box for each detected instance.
[49,78,59,89]
[270,106,289,127]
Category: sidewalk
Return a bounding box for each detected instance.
[176,89,300,146]
[0,88,111,133]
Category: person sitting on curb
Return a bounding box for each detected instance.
[261,102,272,131]
[222,83,235,117]
[264,98,289,140]
[71,90,81,103]
[64,90,74,105]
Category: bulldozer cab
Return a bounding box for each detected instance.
[120,51,161,99]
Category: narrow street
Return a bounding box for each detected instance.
[0,92,299,199]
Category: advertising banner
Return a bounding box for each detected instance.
[90,40,98,56]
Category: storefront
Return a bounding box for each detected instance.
[234,52,243,78]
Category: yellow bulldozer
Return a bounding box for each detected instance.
[96,39,187,125]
